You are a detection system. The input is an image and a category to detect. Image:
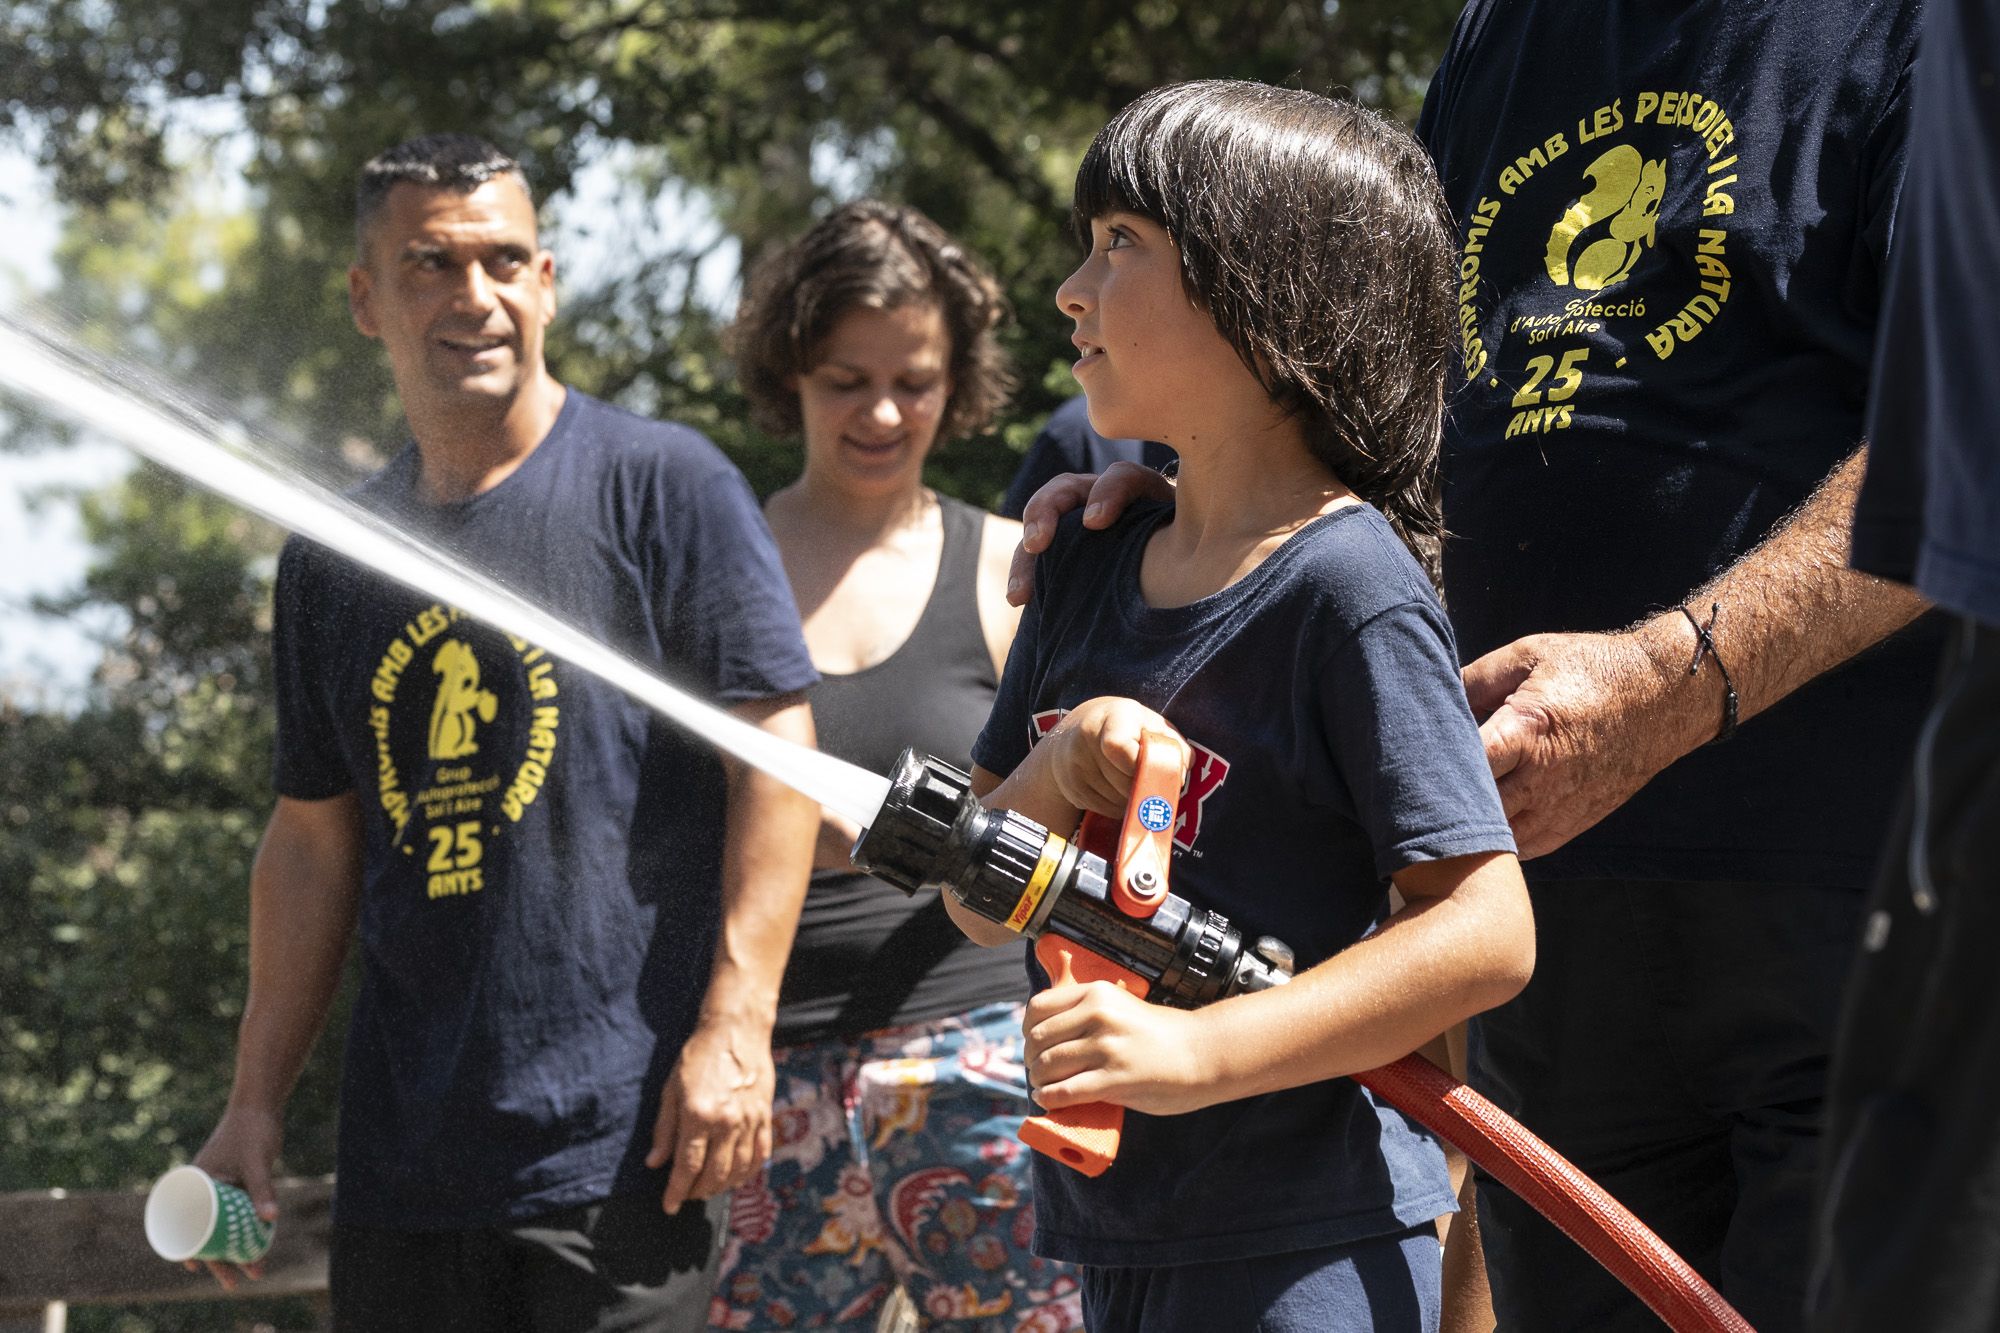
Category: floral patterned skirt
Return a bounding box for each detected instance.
[708,1001,1083,1331]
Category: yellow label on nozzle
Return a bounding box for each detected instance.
[1006,834,1067,932]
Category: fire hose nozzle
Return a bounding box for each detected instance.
[851,748,1294,1008]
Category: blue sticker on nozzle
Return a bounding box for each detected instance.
[1137,796,1174,832]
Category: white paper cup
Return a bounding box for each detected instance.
[143,1164,274,1264]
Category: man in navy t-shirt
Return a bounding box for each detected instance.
[187,134,819,1331]
[1813,2,2000,1326]
[1414,5,1935,1329]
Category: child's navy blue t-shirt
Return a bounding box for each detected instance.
[271,390,818,1228]
[972,500,1515,1267]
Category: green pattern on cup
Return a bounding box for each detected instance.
[203,1179,274,1264]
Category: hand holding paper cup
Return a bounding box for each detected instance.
[144,1164,275,1266]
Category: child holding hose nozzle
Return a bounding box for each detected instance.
[948,83,1535,1331]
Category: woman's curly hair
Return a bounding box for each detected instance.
[730,199,1016,443]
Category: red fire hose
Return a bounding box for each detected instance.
[1355,1054,1756,1333]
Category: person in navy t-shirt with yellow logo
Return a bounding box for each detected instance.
[186,134,820,1333]
[1417,3,1939,1328]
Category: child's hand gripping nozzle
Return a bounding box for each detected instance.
[849,739,1296,1176]
[851,744,1758,1333]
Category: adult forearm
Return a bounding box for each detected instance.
[1630,446,1931,748]
[228,804,361,1113]
[811,811,863,872]
[701,702,817,1026]
[1466,447,1936,858]
[703,776,815,1025]
[648,699,816,1211]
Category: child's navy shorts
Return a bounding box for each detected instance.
[1078,1222,1441,1332]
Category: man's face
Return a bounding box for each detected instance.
[348,177,555,412]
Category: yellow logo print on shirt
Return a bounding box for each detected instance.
[1449,88,1744,445]
[428,638,499,760]
[365,604,563,901]
[1544,145,1667,291]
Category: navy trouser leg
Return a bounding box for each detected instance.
[1472,877,1860,1332]
[1080,1224,1442,1333]
[331,1191,726,1333]
[513,1191,726,1333]
[1811,618,2000,1332]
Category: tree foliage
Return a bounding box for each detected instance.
[6,0,1458,492]
[0,467,344,1330]
[0,2,1458,1323]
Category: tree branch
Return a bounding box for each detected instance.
[886,54,1060,217]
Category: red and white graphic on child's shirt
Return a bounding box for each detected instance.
[1028,708,1231,853]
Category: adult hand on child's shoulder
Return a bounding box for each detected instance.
[1462,622,1720,860]
[1024,980,1220,1117]
[1006,462,1178,606]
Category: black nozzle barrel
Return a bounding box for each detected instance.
[852,748,1293,1007]
[852,750,1072,934]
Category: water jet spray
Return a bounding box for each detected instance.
[0,311,888,831]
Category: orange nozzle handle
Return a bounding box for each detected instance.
[1020,936,1152,1177]
[1110,731,1181,919]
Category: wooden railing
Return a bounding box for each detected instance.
[0,1177,333,1329]
[1,1177,928,1333]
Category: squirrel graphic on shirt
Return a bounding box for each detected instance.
[1545,144,1667,291]
[428,639,499,760]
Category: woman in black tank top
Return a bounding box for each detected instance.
[714,202,1082,1331]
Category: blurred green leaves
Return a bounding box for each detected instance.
[7,0,1460,499]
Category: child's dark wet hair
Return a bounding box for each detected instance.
[1073,81,1457,588]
